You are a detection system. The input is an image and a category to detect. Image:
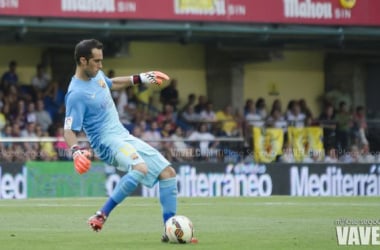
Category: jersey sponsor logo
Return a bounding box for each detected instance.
[64,116,73,129]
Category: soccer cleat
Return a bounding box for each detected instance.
[88,211,107,232]
[190,237,199,244]
[161,234,169,243]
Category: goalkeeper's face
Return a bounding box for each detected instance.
[82,48,103,78]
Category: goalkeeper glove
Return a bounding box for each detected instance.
[71,145,91,174]
[131,71,170,86]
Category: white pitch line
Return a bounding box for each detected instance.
[0,201,379,207]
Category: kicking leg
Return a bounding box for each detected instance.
[88,163,147,231]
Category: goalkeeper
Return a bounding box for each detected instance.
[64,39,178,242]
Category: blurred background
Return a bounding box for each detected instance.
[1,0,380,198]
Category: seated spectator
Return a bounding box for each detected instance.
[199,102,217,130]
[194,95,208,114]
[159,121,174,161]
[188,123,219,161]
[352,105,368,146]
[1,60,18,90]
[269,99,283,115]
[156,104,177,131]
[215,104,240,136]
[35,99,53,132]
[180,93,196,115]
[31,63,50,94]
[279,143,295,163]
[255,98,267,120]
[339,145,360,163]
[54,126,69,160]
[39,131,58,161]
[324,147,338,163]
[299,98,313,120]
[180,105,199,129]
[26,101,37,124]
[266,109,288,133]
[286,100,306,127]
[141,120,162,150]
[245,102,264,128]
[244,99,254,116]
[359,144,375,163]
[318,104,336,151]
[170,126,193,161]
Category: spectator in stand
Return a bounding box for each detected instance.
[141,120,162,150]
[0,104,7,131]
[54,126,69,160]
[318,104,336,151]
[255,98,267,120]
[11,122,21,137]
[244,99,254,116]
[279,143,295,163]
[160,79,179,111]
[13,99,27,129]
[180,105,199,130]
[266,109,288,133]
[43,80,66,122]
[199,102,217,123]
[324,147,338,163]
[21,122,39,160]
[39,131,58,161]
[299,98,313,120]
[1,60,18,90]
[194,95,208,114]
[132,124,143,138]
[188,123,219,161]
[352,105,368,146]
[4,85,19,118]
[35,99,53,132]
[269,99,283,115]
[359,144,375,163]
[285,100,306,127]
[215,104,239,136]
[31,63,51,95]
[170,126,193,162]
[1,124,13,149]
[334,101,352,154]
[245,101,264,128]
[339,144,360,163]
[160,121,174,161]
[26,101,37,124]
[180,93,196,115]
[156,104,177,131]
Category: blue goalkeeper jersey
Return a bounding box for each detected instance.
[64,70,129,164]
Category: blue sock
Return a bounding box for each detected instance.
[101,170,145,216]
[159,177,177,224]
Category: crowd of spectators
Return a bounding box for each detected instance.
[0,60,377,164]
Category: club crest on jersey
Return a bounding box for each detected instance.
[98,79,106,88]
[131,153,139,160]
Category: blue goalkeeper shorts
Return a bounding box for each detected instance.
[110,134,171,188]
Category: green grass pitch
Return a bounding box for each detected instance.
[0,196,379,250]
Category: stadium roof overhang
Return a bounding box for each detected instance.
[1,17,380,54]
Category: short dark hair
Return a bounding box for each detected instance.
[74,39,103,65]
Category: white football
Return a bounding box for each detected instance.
[165,215,194,244]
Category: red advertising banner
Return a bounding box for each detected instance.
[0,0,379,26]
